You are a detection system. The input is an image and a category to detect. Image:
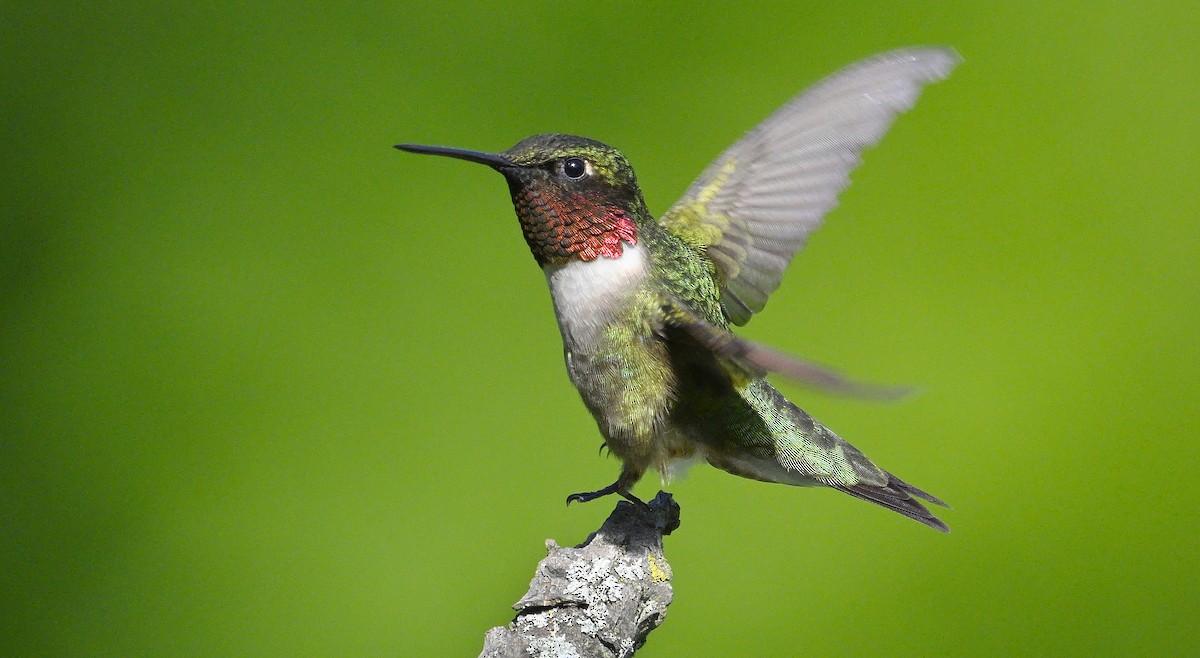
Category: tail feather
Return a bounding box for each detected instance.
[834,474,950,533]
[706,450,951,533]
[897,478,951,509]
[677,375,950,532]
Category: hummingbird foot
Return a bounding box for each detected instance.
[566,481,647,507]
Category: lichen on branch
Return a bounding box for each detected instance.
[479,492,680,658]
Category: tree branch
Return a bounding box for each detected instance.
[478,492,681,658]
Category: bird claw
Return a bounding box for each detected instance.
[566,482,647,507]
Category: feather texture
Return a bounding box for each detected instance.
[660,47,960,325]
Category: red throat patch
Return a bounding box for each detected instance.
[513,189,638,264]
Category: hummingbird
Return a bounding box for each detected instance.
[396,47,958,532]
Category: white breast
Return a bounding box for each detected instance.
[543,242,650,347]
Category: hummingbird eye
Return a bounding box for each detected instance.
[562,157,589,180]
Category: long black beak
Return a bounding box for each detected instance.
[394,143,515,169]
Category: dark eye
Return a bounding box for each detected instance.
[562,157,588,180]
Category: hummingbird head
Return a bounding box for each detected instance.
[396,134,646,266]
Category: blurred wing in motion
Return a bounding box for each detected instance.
[660,47,960,325]
[661,296,913,399]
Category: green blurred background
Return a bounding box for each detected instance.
[3,2,1197,656]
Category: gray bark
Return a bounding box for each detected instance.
[478,492,681,658]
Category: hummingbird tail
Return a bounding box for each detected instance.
[833,474,950,533]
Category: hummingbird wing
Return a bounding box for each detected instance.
[659,47,960,325]
[660,296,911,399]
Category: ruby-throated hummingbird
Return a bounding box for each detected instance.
[396,47,958,532]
